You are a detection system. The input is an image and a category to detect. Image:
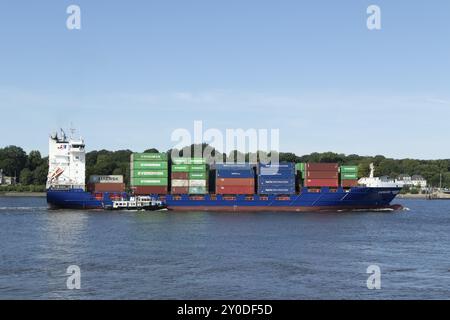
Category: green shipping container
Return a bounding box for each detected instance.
[131,178,168,186]
[190,164,207,172]
[132,161,168,169]
[172,165,190,172]
[189,172,207,180]
[295,163,306,172]
[132,153,167,161]
[341,173,358,180]
[133,170,168,178]
[172,157,206,165]
[189,186,208,194]
[340,166,358,173]
[191,158,206,165]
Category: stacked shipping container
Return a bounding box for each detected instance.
[171,164,189,194]
[189,164,208,194]
[126,156,362,195]
[258,163,295,195]
[131,153,168,195]
[340,165,359,188]
[171,158,208,194]
[87,175,125,192]
[295,163,306,189]
[304,163,339,187]
[214,163,255,194]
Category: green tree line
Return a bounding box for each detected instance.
[1,145,449,191]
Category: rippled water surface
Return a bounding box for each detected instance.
[0,196,449,299]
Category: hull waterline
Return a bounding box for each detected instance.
[47,187,402,212]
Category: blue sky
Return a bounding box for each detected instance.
[0,0,449,159]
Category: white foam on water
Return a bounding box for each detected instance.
[0,207,48,211]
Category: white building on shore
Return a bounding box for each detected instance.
[0,169,16,185]
[395,175,427,189]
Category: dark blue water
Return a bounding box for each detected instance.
[0,196,449,299]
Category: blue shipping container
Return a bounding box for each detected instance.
[258,178,295,186]
[258,187,296,195]
[216,170,255,178]
[214,163,253,170]
[259,162,295,170]
[258,168,295,176]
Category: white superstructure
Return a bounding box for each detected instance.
[358,163,402,188]
[46,129,86,190]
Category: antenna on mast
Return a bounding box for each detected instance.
[369,163,375,178]
[59,128,67,142]
[69,122,76,138]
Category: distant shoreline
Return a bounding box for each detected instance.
[397,194,428,199]
[397,193,450,200]
[0,192,46,197]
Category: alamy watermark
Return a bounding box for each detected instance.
[66,265,81,290]
[367,5,381,30]
[171,121,280,164]
[66,5,81,30]
[66,5,382,32]
[366,265,381,290]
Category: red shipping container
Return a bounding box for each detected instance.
[216,178,254,186]
[305,179,339,187]
[171,187,189,194]
[216,186,255,194]
[87,183,125,193]
[171,172,189,179]
[341,180,359,188]
[307,171,339,179]
[306,163,339,171]
[133,186,168,195]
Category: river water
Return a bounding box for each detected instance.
[0,196,449,299]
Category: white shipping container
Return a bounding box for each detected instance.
[171,179,189,187]
[89,175,124,184]
[189,180,207,187]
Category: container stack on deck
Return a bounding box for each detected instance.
[87,175,125,192]
[340,165,359,188]
[126,157,363,195]
[257,163,296,195]
[304,163,339,187]
[214,163,255,195]
[295,163,306,189]
[171,164,190,194]
[171,158,208,194]
[189,163,208,194]
[130,153,168,195]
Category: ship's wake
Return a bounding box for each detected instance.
[0,206,48,211]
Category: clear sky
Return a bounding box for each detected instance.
[0,0,449,159]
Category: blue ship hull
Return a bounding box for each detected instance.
[47,187,402,212]
[46,188,126,209]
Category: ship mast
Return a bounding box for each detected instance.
[369,163,375,178]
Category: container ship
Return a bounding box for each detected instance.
[46,130,403,212]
